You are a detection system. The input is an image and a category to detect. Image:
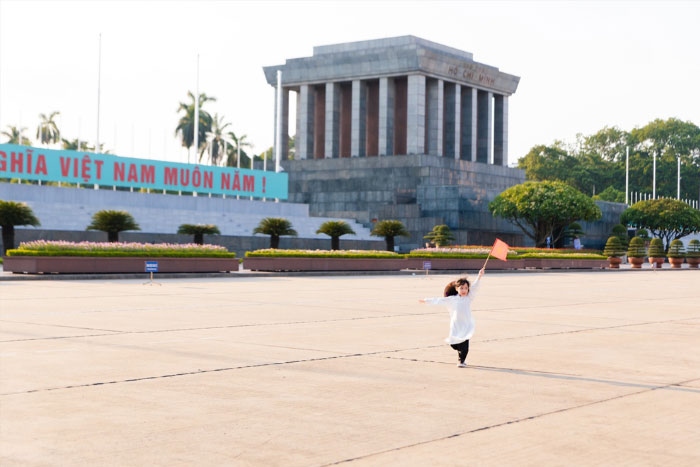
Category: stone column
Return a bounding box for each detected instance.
[325,82,340,158]
[406,74,426,155]
[443,83,460,160]
[494,94,508,166]
[273,87,290,159]
[477,90,493,164]
[297,84,315,160]
[426,79,443,156]
[378,77,395,156]
[460,87,477,161]
[351,79,366,157]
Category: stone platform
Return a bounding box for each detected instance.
[1,271,698,465]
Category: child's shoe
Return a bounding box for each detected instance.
[457,363,467,368]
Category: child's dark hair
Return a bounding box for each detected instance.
[444,277,470,297]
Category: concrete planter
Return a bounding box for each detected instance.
[607,257,622,269]
[628,257,645,269]
[649,257,665,268]
[3,256,238,274]
[668,257,685,269]
[687,257,700,269]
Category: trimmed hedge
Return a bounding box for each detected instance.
[245,249,402,259]
[517,253,606,259]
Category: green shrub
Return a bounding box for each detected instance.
[648,238,665,257]
[627,237,646,258]
[667,239,685,258]
[603,236,625,257]
[423,225,454,247]
[611,224,629,248]
[687,239,700,258]
[635,229,650,240]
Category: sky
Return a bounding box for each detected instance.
[1,0,699,167]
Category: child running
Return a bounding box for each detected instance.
[419,268,485,368]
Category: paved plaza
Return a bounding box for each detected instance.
[1,270,699,466]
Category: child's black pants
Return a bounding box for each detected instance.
[450,340,470,364]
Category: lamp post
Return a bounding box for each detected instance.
[625,146,629,205]
[677,154,681,200]
[652,150,656,199]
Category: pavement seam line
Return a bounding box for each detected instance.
[324,376,700,465]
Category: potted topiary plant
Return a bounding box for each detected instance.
[626,237,646,269]
[635,229,651,247]
[686,239,700,269]
[647,238,665,268]
[667,239,685,269]
[603,236,625,269]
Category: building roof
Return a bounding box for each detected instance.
[263,35,519,95]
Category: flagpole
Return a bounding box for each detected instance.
[95,33,102,153]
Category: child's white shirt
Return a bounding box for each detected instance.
[423,279,481,344]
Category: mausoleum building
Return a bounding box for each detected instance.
[264,36,519,166]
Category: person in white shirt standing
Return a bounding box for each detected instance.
[419,268,485,368]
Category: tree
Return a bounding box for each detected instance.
[86,210,140,242]
[620,198,700,250]
[489,181,602,247]
[177,224,220,245]
[175,91,216,161]
[225,131,253,168]
[205,114,231,166]
[316,220,355,250]
[36,111,61,146]
[593,186,625,203]
[517,119,700,202]
[564,221,585,245]
[2,125,31,145]
[611,224,629,248]
[371,220,410,251]
[0,201,40,255]
[252,217,297,248]
[423,224,455,247]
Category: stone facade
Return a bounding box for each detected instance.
[285,155,528,250]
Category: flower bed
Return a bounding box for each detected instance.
[243,249,406,271]
[7,241,235,258]
[3,241,237,274]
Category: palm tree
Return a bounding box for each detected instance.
[2,125,31,145]
[177,224,220,245]
[36,111,61,146]
[371,220,410,252]
[317,220,356,250]
[253,217,297,249]
[225,131,253,168]
[423,224,454,247]
[175,91,216,162]
[205,114,231,166]
[86,210,140,242]
[0,201,41,255]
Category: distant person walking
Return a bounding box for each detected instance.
[419,268,485,368]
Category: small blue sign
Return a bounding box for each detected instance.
[423,261,432,270]
[145,261,159,272]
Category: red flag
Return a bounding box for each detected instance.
[490,238,510,261]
